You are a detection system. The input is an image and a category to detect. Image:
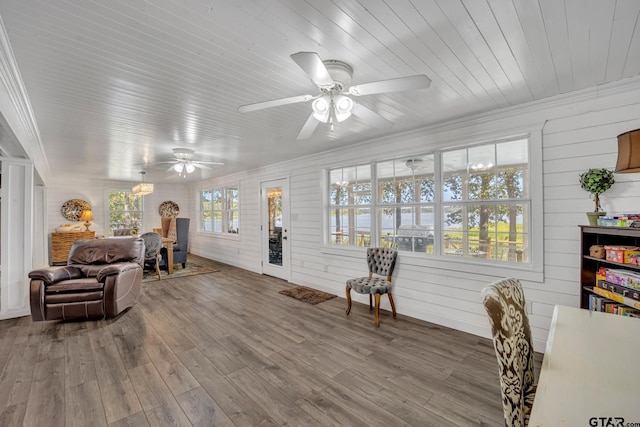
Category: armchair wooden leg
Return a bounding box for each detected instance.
[369,294,373,311]
[345,286,352,315]
[388,292,396,318]
[374,294,381,327]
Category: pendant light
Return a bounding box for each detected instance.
[132,171,154,196]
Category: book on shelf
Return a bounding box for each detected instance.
[596,280,640,302]
[592,285,640,310]
[588,294,640,316]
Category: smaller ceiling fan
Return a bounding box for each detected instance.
[146,148,224,177]
[238,51,431,139]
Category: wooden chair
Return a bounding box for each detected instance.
[481,278,536,427]
[345,247,398,327]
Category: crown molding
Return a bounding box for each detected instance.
[0,14,49,184]
[414,74,640,136]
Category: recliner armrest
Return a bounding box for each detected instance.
[96,262,141,282]
[28,266,82,285]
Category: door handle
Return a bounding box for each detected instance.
[282,236,288,240]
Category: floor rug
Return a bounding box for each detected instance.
[279,286,337,305]
[142,259,218,282]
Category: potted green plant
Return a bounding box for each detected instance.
[579,168,615,225]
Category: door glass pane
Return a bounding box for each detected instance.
[267,187,282,266]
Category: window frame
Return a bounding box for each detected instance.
[323,131,543,279]
[440,139,531,263]
[328,164,373,247]
[199,184,239,234]
[106,189,144,235]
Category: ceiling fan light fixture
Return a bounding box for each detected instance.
[312,96,330,122]
[334,95,353,122]
[174,163,184,173]
[185,163,196,174]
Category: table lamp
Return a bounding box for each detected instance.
[79,208,94,231]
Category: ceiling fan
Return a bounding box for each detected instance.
[146,148,225,177]
[238,51,431,140]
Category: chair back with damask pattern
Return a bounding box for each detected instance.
[481,278,536,427]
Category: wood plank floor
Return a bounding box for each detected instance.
[0,256,542,426]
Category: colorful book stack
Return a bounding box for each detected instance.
[590,269,640,316]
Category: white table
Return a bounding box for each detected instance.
[528,305,640,426]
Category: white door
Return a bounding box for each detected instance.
[261,178,290,280]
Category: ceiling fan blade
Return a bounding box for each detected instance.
[191,163,212,170]
[238,94,314,113]
[296,113,320,140]
[351,102,392,129]
[290,52,334,88]
[195,160,225,165]
[348,75,431,96]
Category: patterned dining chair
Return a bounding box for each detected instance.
[345,247,398,327]
[481,278,536,427]
[140,232,163,280]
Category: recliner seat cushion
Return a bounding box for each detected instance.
[45,278,103,294]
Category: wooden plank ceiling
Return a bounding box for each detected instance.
[0,0,638,182]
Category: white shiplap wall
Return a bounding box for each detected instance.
[188,75,640,352]
[46,177,193,239]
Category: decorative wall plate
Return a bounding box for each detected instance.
[61,199,90,221]
[159,200,179,218]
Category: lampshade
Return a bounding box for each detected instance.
[132,171,154,195]
[615,129,640,173]
[79,209,94,231]
[333,95,353,122]
[173,163,184,173]
[79,209,94,221]
[185,163,195,174]
[312,96,330,122]
[132,182,154,195]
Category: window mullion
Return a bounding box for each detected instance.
[371,163,377,248]
[434,150,443,255]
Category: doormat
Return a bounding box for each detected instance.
[279,286,337,305]
[142,259,218,283]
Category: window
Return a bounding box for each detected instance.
[442,139,529,262]
[377,156,435,253]
[107,190,143,235]
[327,137,531,264]
[200,185,239,234]
[329,165,372,246]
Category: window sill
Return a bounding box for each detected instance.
[320,245,543,283]
[196,231,240,241]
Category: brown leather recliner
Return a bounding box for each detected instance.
[29,237,144,321]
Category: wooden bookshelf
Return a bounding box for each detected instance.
[51,231,95,265]
[580,225,640,313]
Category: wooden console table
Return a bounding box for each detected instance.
[51,231,95,264]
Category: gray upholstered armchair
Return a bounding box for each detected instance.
[162,218,190,269]
[29,237,144,321]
